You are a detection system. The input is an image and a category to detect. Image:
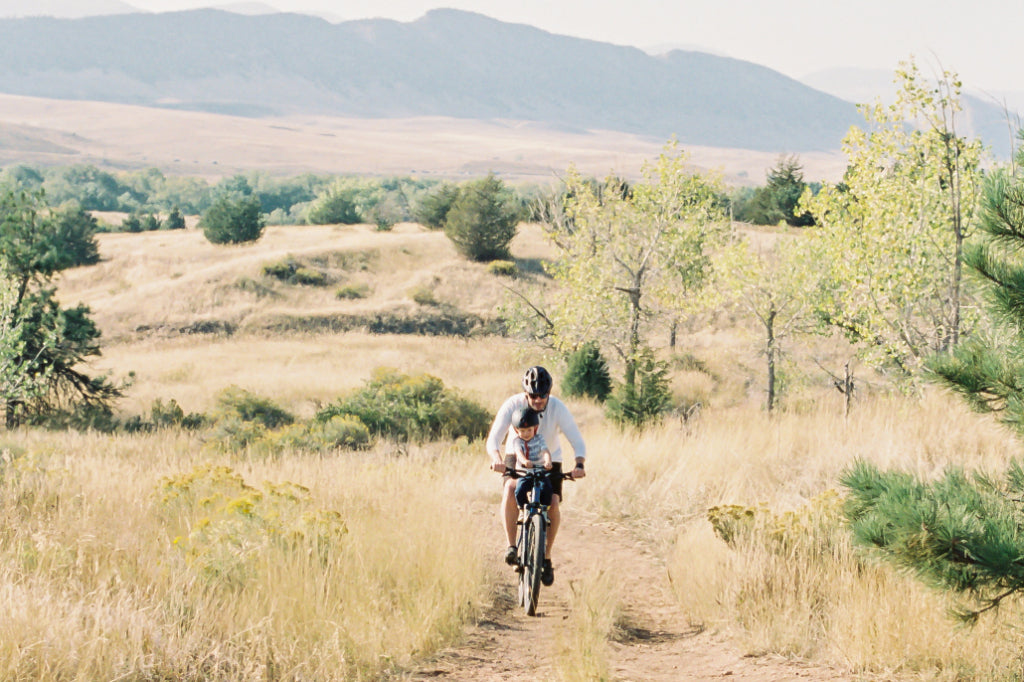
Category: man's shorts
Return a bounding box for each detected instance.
[504,455,564,504]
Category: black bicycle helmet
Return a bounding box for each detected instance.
[521,366,553,396]
[511,406,540,429]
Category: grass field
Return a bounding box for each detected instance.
[5,220,1024,680]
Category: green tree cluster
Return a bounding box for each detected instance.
[734,156,816,227]
[307,182,362,225]
[115,210,185,233]
[541,144,731,405]
[0,190,119,427]
[0,164,450,226]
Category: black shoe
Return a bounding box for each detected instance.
[541,559,554,586]
[505,545,518,566]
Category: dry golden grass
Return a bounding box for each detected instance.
[0,428,493,681]
[9,219,1024,680]
[608,391,1024,679]
[55,222,553,345]
[555,565,621,682]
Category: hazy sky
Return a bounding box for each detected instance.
[126,0,1018,95]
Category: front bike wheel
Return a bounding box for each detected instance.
[516,519,528,609]
[523,513,545,616]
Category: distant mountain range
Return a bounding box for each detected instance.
[0,8,861,152]
[0,7,1014,156]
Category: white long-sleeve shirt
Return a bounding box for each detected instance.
[485,394,586,464]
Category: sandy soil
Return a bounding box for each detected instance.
[399,502,864,682]
[0,94,848,185]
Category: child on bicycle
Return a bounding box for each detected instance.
[509,406,553,506]
[511,405,552,471]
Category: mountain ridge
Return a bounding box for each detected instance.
[0,8,860,153]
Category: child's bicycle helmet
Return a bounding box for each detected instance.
[511,406,540,429]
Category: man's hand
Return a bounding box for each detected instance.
[572,462,586,479]
[490,460,506,473]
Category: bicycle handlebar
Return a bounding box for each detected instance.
[504,465,576,482]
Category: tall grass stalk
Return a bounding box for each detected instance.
[555,566,620,682]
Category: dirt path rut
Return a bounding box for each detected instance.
[402,505,859,681]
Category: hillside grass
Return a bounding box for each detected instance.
[10,221,1024,680]
[577,392,1024,679]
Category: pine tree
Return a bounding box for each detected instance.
[0,190,121,427]
[927,168,1024,430]
[605,347,672,428]
[562,341,612,402]
[843,158,1024,621]
[443,174,519,262]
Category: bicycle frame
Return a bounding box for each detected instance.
[514,466,550,616]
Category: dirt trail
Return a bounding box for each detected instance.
[402,505,860,681]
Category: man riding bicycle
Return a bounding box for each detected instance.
[487,366,586,586]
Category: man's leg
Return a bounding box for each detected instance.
[546,494,560,559]
[542,494,560,586]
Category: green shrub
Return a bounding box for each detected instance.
[414,182,460,229]
[336,283,370,299]
[121,214,142,233]
[307,187,361,225]
[487,260,518,277]
[292,267,327,286]
[443,174,519,261]
[313,415,372,450]
[264,416,372,453]
[314,367,490,442]
[605,349,672,428]
[140,213,161,232]
[33,402,119,433]
[150,397,205,430]
[52,204,100,267]
[150,397,183,428]
[367,196,403,231]
[262,257,327,286]
[409,286,438,306]
[206,415,268,452]
[262,258,296,281]
[162,207,187,230]
[211,386,294,429]
[562,342,612,402]
[201,196,265,244]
